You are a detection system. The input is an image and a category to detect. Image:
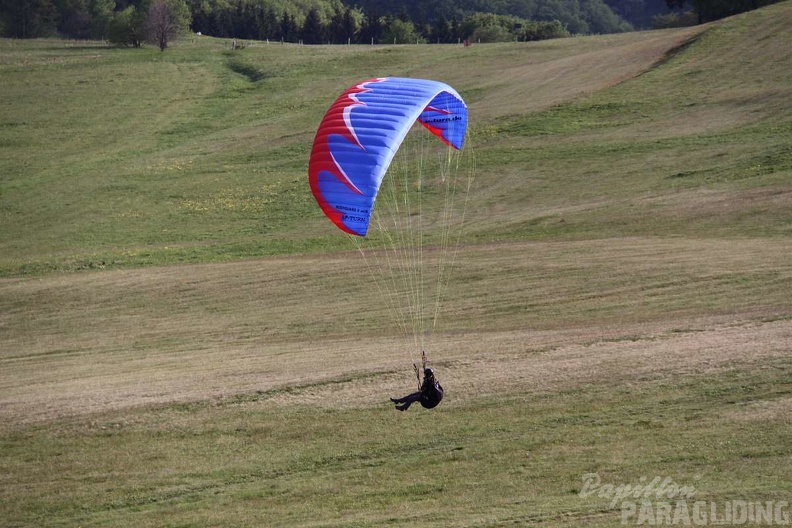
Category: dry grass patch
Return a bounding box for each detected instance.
[263,316,792,409]
[2,237,789,429]
[449,26,705,119]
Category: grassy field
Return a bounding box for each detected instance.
[1,2,791,527]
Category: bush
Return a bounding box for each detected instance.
[520,20,571,41]
[651,11,699,28]
[108,6,146,48]
[461,13,570,43]
[381,18,425,44]
[471,23,514,43]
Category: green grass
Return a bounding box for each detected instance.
[2,357,790,527]
[0,39,498,275]
[1,3,791,527]
[2,9,789,275]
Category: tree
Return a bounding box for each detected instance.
[300,7,322,44]
[665,0,781,23]
[603,0,670,28]
[89,0,115,39]
[56,0,92,39]
[0,0,58,38]
[449,16,461,41]
[147,0,173,50]
[108,5,147,46]
[327,6,359,44]
[50,0,113,38]
[261,9,280,40]
[342,7,359,43]
[279,10,298,42]
[430,14,451,43]
[359,6,382,44]
[582,0,633,32]
[234,1,257,39]
[381,16,424,43]
[520,19,571,40]
[146,0,189,51]
[256,6,279,40]
[461,13,518,42]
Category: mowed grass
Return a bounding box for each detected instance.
[6,14,790,274]
[1,3,792,527]
[3,356,791,527]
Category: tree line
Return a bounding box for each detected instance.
[662,0,782,24]
[595,0,781,28]
[0,0,784,45]
[191,3,573,44]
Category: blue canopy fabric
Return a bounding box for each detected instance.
[309,77,468,236]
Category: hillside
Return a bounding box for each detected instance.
[2,5,789,275]
[1,3,791,527]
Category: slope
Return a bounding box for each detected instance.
[0,3,791,527]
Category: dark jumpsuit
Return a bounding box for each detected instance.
[392,374,444,411]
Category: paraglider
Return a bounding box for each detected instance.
[390,351,444,411]
[308,77,470,410]
[309,77,468,236]
[391,367,443,411]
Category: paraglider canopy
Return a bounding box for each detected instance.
[309,77,468,236]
